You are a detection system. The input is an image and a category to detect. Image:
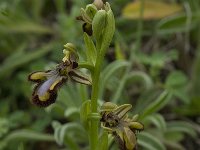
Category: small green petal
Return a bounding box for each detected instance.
[129,122,144,131]
[123,127,137,150]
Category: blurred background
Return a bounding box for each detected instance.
[0,0,200,149]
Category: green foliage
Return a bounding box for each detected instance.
[0,0,199,149]
[138,132,166,150]
[84,33,97,65]
[52,121,87,149]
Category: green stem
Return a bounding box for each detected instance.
[88,3,115,149]
[90,51,104,150]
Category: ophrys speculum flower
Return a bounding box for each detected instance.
[100,102,144,150]
[28,43,91,107]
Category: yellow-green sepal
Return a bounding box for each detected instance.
[123,127,137,150]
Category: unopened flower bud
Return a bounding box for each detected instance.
[93,0,104,10]
[92,10,106,42]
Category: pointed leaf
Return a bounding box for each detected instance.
[84,32,97,65]
[140,90,172,119]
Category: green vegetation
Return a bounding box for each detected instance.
[0,0,200,149]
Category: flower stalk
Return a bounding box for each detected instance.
[79,2,115,149]
[90,52,104,150]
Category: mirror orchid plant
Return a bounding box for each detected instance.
[28,0,143,149]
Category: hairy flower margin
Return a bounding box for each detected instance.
[100,102,144,150]
[28,43,91,107]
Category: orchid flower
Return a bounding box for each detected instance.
[28,43,91,107]
[100,102,144,150]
